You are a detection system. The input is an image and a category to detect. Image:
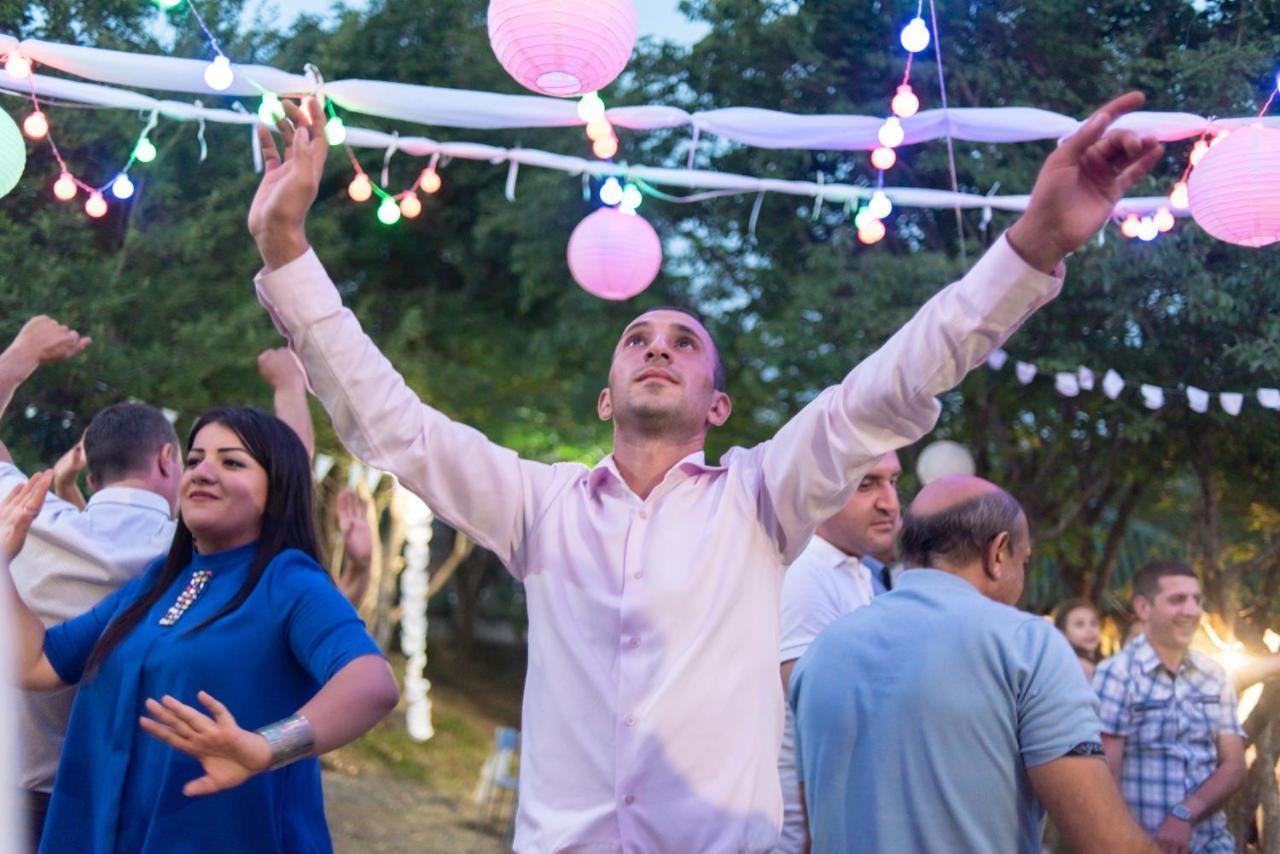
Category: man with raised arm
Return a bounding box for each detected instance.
[250,93,1162,853]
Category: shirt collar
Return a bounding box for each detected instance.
[1132,635,1206,676]
[86,486,173,519]
[587,450,720,497]
[894,567,981,595]
[807,535,866,571]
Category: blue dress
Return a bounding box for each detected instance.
[39,543,383,854]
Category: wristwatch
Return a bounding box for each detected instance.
[1170,803,1193,822]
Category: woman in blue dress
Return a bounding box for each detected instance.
[2,407,400,853]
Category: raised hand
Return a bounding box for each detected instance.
[336,488,374,608]
[139,692,274,797]
[1007,91,1165,273]
[256,347,307,392]
[247,96,330,271]
[52,438,88,509]
[0,470,52,562]
[9,316,92,371]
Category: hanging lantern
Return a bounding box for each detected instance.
[487,0,639,97]
[0,107,25,201]
[566,206,662,300]
[1188,125,1280,247]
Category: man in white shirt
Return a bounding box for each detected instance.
[249,92,1162,852]
[775,451,901,853]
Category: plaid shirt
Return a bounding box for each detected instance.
[1093,637,1244,853]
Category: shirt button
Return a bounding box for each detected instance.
[624,794,635,805]
[638,509,648,520]
[633,570,644,579]
[629,637,640,648]
[624,714,636,727]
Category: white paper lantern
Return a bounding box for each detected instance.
[567,207,662,300]
[0,107,25,200]
[488,0,638,97]
[1188,125,1280,247]
[916,440,975,486]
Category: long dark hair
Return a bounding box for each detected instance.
[1053,597,1102,664]
[84,407,320,675]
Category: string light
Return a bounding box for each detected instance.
[900,17,931,53]
[868,190,893,219]
[592,134,619,159]
[585,118,613,142]
[877,117,905,149]
[418,167,442,194]
[110,173,134,199]
[4,53,31,80]
[577,92,606,123]
[1189,139,1210,167]
[599,176,624,206]
[84,191,108,218]
[858,218,887,244]
[870,146,897,171]
[348,173,372,202]
[891,84,919,119]
[151,0,182,7]
[399,192,422,218]
[203,55,234,91]
[620,183,643,213]
[1169,180,1189,210]
[258,94,285,125]
[52,172,77,201]
[324,116,347,146]
[1136,216,1159,241]
[22,111,48,140]
[1120,214,1140,238]
[1154,206,1175,232]
[133,136,157,163]
[376,196,401,225]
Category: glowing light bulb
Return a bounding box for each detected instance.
[22,111,48,140]
[399,193,422,219]
[1169,181,1189,210]
[152,0,182,7]
[585,118,613,142]
[84,191,108,218]
[891,84,919,119]
[1209,129,1230,147]
[593,135,619,159]
[599,177,624,206]
[853,207,875,230]
[52,172,77,201]
[4,53,31,79]
[348,174,372,202]
[1136,217,1158,241]
[1120,214,1140,238]
[577,92,606,124]
[377,197,402,225]
[1154,206,1175,232]
[111,173,134,200]
[1189,140,1210,167]
[203,55,234,91]
[324,116,346,146]
[621,183,643,213]
[877,117,905,149]
[258,94,284,125]
[868,190,893,220]
[418,168,442,194]
[133,137,157,163]
[870,146,897,171]
[900,17,931,53]
[858,219,887,244]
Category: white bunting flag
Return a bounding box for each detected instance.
[1187,386,1210,413]
[1078,367,1095,391]
[1055,372,1080,397]
[1015,361,1037,384]
[1140,384,1165,410]
[1220,392,1244,416]
[987,348,1009,370]
[1103,369,1125,400]
[1259,388,1280,410]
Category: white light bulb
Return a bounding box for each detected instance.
[111,173,135,200]
[621,184,643,213]
[877,117,905,149]
[4,53,31,79]
[1136,217,1159,241]
[577,92,606,124]
[204,55,234,91]
[868,190,893,220]
[258,95,284,125]
[599,177,624,206]
[900,17,931,53]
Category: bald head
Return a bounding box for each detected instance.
[901,476,1027,572]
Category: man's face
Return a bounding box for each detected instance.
[816,452,902,560]
[598,309,729,438]
[1136,575,1202,652]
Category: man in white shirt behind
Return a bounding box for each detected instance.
[775,451,901,853]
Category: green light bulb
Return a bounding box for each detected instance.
[324,116,347,146]
[133,137,157,163]
[376,197,401,225]
[258,95,285,125]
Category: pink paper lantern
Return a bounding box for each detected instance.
[488,0,638,98]
[567,207,662,300]
[1188,125,1280,247]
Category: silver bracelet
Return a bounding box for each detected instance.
[256,714,315,771]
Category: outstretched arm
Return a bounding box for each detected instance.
[0,316,92,464]
[0,472,68,691]
[258,347,315,460]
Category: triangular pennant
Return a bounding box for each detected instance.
[1015,361,1037,385]
[1055,372,1080,397]
[1140,384,1165,410]
[1103,369,1125,400]
[1077,367,1095,391]
[987,348,1009,370]
[1220,392,1243,416]
[1187,386,1210,413]
[1258,388,1280,410]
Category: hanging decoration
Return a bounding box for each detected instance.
[567,206,662,300]
[0,106,25,199]
[1188,124,1280,247]
[394,485,435,743]
[487,0,638,98]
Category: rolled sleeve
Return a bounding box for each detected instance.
[1015,619,1102,767]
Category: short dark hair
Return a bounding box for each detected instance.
[83,403,180,485]
[1131,560,1197,603]
[900,489,1025,569]
[639,305,728,393]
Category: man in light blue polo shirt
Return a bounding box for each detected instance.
[789,475,1153,853]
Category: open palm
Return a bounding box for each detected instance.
[140,692,273,797]
[247,96,330,265]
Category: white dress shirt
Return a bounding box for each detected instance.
[1,463,175,792]
[256,235,1061,853]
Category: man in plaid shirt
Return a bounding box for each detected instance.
[1094,560,1247,853]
